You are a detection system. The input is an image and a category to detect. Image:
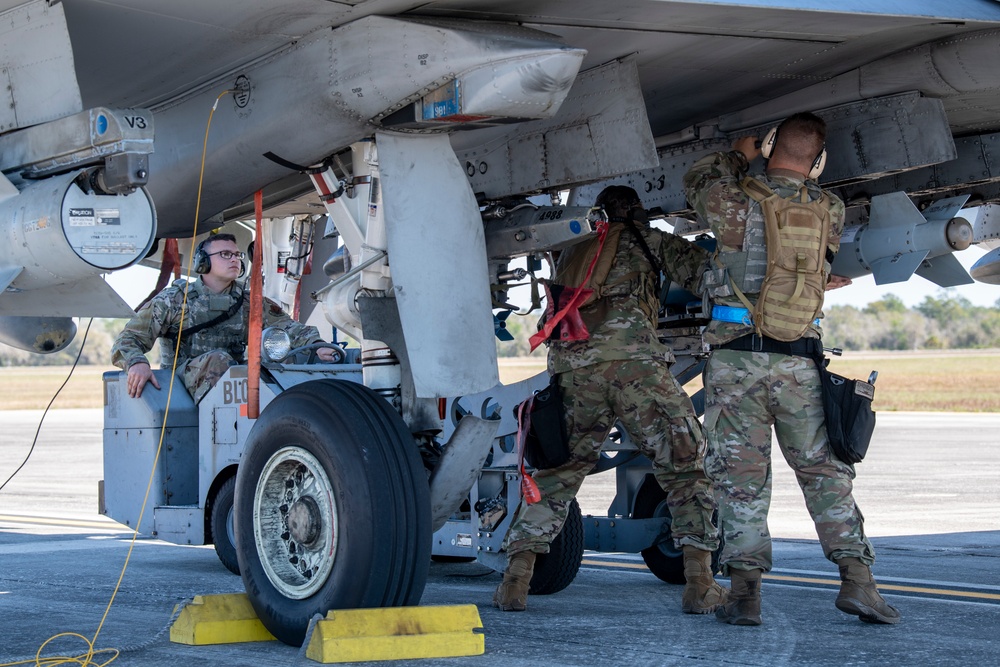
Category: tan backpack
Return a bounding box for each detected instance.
[550,222,630,308]
[732,176,831,342]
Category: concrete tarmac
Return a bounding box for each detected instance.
[1,409,998,666]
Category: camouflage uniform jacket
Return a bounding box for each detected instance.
[111,278,321,372]
[548,224,708,374]
[683,150,845,346]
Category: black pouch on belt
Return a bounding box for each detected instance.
[816,360,876,464]
[516,377,570,470]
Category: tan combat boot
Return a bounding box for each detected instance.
[493,551,537,612]
[835,557,901,624]
[681,545,730,614]
[715,567,763,626]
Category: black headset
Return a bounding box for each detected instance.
[192,237,247,277]
[193,238,212,274]
[761,126,827,180]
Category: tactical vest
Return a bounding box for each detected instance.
[718,176,831,342]
[159,279,249,366]
[557,222,660,313]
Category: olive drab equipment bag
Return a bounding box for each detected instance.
[551,222,625,309]
[529,219,617,350]
[732,176,831,342]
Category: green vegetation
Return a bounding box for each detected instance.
[823,293,1000,350]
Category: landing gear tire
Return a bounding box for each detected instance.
[633,478,685,585]
[529,499,584,595]
[632,477,723,585]
[235,380,431,646]
[209,475,239,575]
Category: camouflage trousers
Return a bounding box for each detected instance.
[703,349,875,574]
[181,350,238,403]
[504,357,719,556]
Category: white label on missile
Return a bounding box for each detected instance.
[841,225,861,243]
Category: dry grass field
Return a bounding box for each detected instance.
[497,350,1000,413]
[2,350,998,411]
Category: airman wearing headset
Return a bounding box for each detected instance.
[683,112,898,627]
[112,233,337,402]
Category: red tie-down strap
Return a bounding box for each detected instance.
[528,219,610,351]
[516,396,541,504]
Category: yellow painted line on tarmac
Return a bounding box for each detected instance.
[583,559,1000,602]
[0,513,132,532]
[765,574,1000,601]
[581,558,648,570]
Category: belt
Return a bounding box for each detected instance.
[714,334,823,358]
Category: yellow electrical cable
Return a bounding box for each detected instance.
[0,88,233,667]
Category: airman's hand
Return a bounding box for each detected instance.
[826,274,853,291]
[733,135,761,162]
[126,362,160,398]
[315,347,339,363]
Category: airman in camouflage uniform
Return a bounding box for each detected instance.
[494,186,728,615]
[683,112,900,626]
[112,233,329,403]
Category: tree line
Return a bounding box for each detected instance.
[1,292,998,366]
[494,292,1000,357]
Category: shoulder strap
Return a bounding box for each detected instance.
[739,176,775,203]
[622,218,663,296]
[622,218,661,274]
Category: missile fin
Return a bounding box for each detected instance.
[868,191,923,230]
[921,194,970,222]
[914,252,975,287]
[869,250,929,285]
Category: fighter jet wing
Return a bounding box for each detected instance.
[1,275,135,318]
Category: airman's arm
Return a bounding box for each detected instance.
[260,297,334,358]
[658,233,711,292]
[112,296,171,398]
[111,297,168,371]
[682,149,750,222]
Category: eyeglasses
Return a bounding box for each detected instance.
[208,250,245,260]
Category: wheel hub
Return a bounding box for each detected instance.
[286,496,322,546]
[253,447,339,599]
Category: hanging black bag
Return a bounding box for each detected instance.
[516,377,570,470]
[816,360,877,464]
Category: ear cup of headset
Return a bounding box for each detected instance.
[761,127,778,160]
[193,241,212,274]
[808,147,827,180]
